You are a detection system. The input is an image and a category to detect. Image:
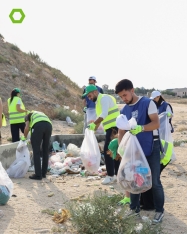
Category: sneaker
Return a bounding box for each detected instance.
[29,174,42,180]
[101,175,117,185]
[118,197,131,206]
[125,209,140,217]
[152,212,164,224]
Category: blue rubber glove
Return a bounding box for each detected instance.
[167,112,172,117]
[130,125,142,135]
[83,107,87,113]
[87,122,96,131]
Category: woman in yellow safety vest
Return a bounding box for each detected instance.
[7,88,28,142]
[22,111,52,180]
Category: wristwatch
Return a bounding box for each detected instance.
[141,125,145,132]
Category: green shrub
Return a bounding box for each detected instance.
[66,192,164,234]
[11,44,20,52]
[74,121,84,134]
[12,74,17,78]
[0,55,5,63]
[174,140,187,147]
[54,108,84,124]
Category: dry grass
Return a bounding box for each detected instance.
[177,126,187,132]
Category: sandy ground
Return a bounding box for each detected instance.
[1,103,187,233]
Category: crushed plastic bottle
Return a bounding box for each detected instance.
[62,143,67,153]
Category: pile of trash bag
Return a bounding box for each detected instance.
[49,154,82,175]
[0,162,13,205]
[7,140,31,178]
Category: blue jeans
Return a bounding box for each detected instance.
[130,140,164,213]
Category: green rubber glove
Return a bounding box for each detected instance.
[130,125,142,135]
[87,122,96,131]
[83,107,87,113]
[20,136,26,141]
[167,112,172,117]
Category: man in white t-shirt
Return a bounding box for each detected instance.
[115,79,164,224]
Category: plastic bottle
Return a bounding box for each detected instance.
[62,143,67,152]
[80,170,86,176]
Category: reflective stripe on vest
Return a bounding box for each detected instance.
[96,94,120,130]
[8,97,26,124]
[30,111,51,128]
[160,139,173,165]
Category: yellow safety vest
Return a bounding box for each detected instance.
[29,111,51,128]
[96,94,120,130]
[160,139,173,165]
[2,113,6,126]
[8,97,26,124]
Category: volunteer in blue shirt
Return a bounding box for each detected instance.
[82,76,103,133]
[115,79,165,224]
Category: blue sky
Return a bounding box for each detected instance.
[1,0,187,90]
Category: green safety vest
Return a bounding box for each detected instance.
[96,94,120,131]
[29,111,51,128]
[160,139,173,165]
[8,97,26,124]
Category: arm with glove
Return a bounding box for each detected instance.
[130,113,160,135]
[87,117,103,131]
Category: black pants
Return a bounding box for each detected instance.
[31,121,52,177]
[10,123,25,142]
[104,127,120,176]
[140,163,168,209]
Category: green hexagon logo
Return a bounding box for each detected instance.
[9,9,25,24]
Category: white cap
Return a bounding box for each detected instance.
[89,76,97,82]
[150,90,161,99]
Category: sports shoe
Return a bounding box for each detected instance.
[152,212,164,224]
[117,196,131,206]
[101,175,117,185]
[125,209,140,217]
[29,174,42,180]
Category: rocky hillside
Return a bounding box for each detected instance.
[0,34,83,118]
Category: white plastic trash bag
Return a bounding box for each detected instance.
[6,140,31,178]
[159,112,176,162]
[86,108,97,123]
[50,152,66,163]
[116,114,131,130]
[159,112,171,141]
[118,132,131,157]
[67,143,80,157]
[80,129,101,173]
[0,162,14,205]
[117,118,152,194]
[117,117,137,157]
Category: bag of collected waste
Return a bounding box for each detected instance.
[95,123,105,134]
[117,117,152,194]
[0,162,13,205]
[159,112,176,163]
[80,128,101,173]
[50,152,66,163]
[117,115,135,157]
[6,140,31,178]
[67,143,80,157]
